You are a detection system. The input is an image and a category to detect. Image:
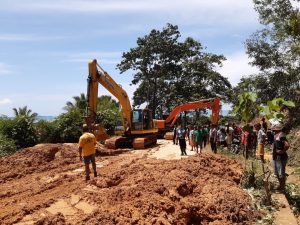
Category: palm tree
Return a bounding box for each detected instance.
[63,93,87,114]
[12,106,38,122]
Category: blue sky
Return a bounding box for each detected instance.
[0,0,262,116]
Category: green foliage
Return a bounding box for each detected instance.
[241,160,265,189]
[34,120,56,143]
[0,116,15,137]
[11,117,37,148]
[261,97,295,121]
[232,92,259,123]
[63,93,87,115]
[52,109,83,143]
[245,0,300,108]
[95,109,119,135]
[285,183,300,214]
[118,23,232,117]
[13,106,38,122]
[0,134,17,157]
[0,113,37,152]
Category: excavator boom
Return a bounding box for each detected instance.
[85,59,157,149]
[165,98,220,126]
[157,97,221,139]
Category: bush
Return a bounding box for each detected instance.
[11,117,37,148]
[34,120,56,143]
[52,109,83,143]
[0,116,15,137]
[0,134,17,157]
[96,109,120,135]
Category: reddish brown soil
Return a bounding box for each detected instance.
[0,143,259,225]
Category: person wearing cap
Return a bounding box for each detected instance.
[272,124,289,192]
[78,124,97,181]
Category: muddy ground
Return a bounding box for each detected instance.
[0,140,259,225]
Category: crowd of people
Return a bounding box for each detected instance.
[77,118,290,192]
[173,118,290,192]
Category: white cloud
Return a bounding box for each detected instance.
[0,0,258,27]
[218,52,260,86]
[0,98,12,105]
[63,51,122,64]
[0,63,12,75]
[0,34,72,42]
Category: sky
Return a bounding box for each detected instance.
[0,0,262,117]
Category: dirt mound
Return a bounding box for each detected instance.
[0,143,78,183]
[78,154,258,225]
[0,143,258,224]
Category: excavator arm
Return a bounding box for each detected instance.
[157,97,220,130]
[85,59,157,149]
[88,59,132,129]
[165,97,220,125]
[85,59,132,140]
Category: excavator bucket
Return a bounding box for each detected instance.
[94,124,109,141]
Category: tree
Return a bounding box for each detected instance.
[232,92,259,123]
[13,106,38,122]
[11,117,37,148]
[63,93,87,115]
[245,0,300,124]
[118,23,232,118]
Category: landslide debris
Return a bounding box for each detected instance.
[0,143,258,225]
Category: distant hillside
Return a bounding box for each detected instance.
[36,116,56,121]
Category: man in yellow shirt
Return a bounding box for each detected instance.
[78,124,97,181]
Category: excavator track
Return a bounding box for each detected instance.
[132,134,157,149]
[105,135,157,150]
[104,136,132,149]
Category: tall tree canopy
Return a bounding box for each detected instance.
[244,0,300,101]
[117,24,232,118]
[236,0,300,126]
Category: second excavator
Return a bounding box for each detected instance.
[85,59,158,149]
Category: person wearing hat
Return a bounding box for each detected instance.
[78,124,97,181]
[272,123,289,192]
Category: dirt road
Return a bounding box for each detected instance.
[0,140,258,225]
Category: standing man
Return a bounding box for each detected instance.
[209,124,218,153]
[177,124,187,156]
[255,123,266,163]
[173,125,178,145]
[193,126,200,153]
[78,124,97,181]
[272,124,289,193]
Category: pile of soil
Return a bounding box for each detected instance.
[0,143,259,225]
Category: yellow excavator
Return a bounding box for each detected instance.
[84,59,158,149]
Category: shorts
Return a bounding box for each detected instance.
[256,144,264,156]
[83,154,96,165]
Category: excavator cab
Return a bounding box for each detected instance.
[132,109,153,131]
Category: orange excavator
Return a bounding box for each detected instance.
[85,59,158,149]
[156,97,221,138]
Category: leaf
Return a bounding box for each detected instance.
[282,100,295,107]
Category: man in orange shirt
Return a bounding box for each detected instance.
[78,124,97,181]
